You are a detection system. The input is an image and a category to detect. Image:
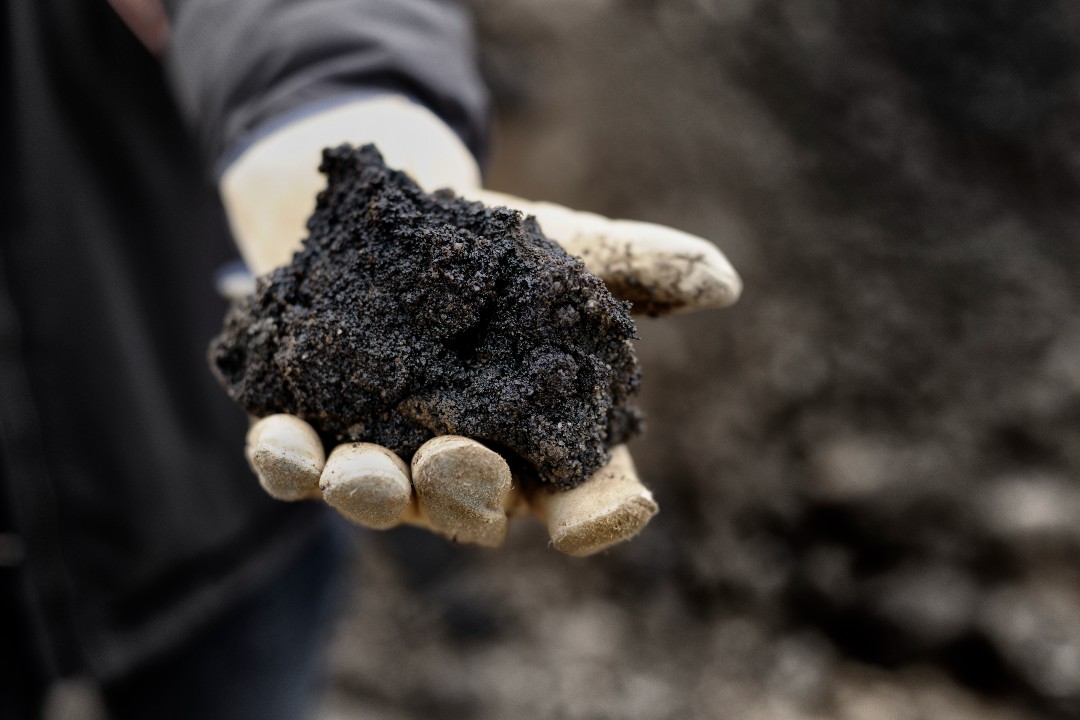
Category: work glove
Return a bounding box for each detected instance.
[219,95,741,556]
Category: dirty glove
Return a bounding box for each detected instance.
[219,95,741,556]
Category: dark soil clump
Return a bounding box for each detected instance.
[210,144,642,488]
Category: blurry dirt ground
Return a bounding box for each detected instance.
[323,2,1080,719]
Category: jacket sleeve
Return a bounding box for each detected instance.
[162,0,489,174]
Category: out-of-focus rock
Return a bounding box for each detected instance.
[980,580,1080,701]
[978,474,1080,545]
[867,564,977,648]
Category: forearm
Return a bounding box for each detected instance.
[162,0,489,175]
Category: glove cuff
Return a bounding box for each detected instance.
[219,94,481,276]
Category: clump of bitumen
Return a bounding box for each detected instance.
[210,144,642,489]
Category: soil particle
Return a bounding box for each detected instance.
[210,144,642,488]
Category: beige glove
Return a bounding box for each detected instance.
[220,95,741,556]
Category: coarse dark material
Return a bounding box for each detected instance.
[210,144,642,488]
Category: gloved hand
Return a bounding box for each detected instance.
[219,95,741,556]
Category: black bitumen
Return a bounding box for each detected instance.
[210,145,641,488]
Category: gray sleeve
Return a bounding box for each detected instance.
[162,0,489,174]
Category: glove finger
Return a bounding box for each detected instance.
[472,190,742,315]
[320,443,413,530]
[409,436,513,548]
[531,445,658,557]
[246,414,325,501]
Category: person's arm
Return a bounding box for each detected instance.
[222,95,741,556]
[163,1,742,555]
[162,0,488,175]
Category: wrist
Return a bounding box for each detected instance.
[219,93,481,276]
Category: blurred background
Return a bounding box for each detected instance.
[48,1,1080,718]
[316,1,1080,719]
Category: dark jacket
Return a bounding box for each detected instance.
[1,0,487,680]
